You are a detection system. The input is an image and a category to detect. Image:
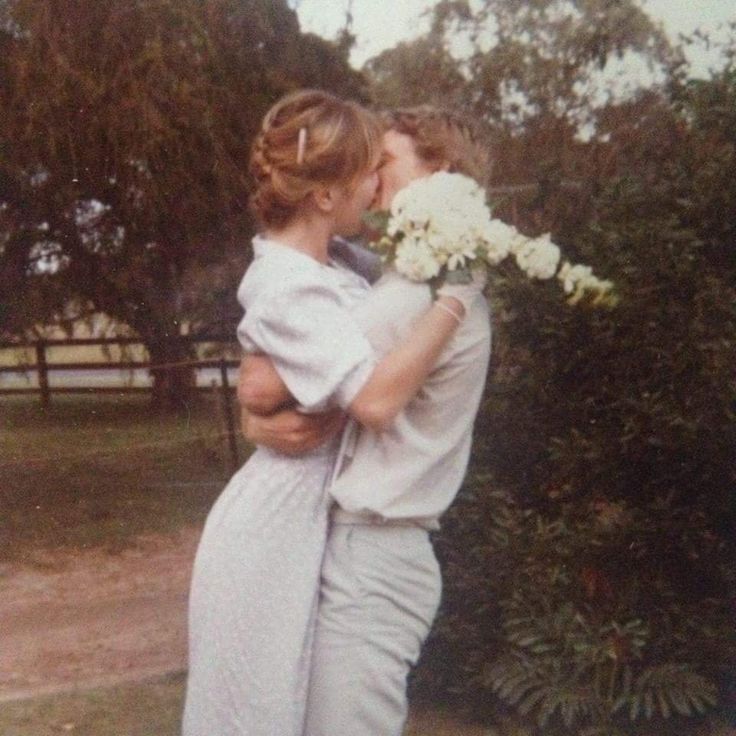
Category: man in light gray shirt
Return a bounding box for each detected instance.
[239,107,491,736]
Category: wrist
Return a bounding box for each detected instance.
[434,296,465,323]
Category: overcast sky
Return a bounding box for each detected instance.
[295,0,735,76]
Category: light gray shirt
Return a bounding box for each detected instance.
[329,270,492,526]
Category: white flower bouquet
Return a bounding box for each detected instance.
[367,171,615,305]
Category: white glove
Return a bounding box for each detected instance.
[436,267,488,316]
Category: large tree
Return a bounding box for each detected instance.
[0,0,367,406]
[366,0,678,232]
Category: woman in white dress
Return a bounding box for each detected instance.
[182,90,482,736]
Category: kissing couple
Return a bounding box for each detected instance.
[183,89,491,736]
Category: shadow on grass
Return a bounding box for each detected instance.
[0,394,251,563]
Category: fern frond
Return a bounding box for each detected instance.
[622,664,718,722]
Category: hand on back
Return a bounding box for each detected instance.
[241,407,347,456]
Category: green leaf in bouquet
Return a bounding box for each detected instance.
[361,209,390,233]
[444,267,473,284]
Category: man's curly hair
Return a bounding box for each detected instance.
[382,106,490,186]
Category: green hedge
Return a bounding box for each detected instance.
[412,70,736,735]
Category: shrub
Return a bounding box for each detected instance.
[413,63,736,735]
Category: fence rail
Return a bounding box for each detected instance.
[0,334,234,349]
[0,336,240,402]
[0,335,239,388]
[0,335,243,469]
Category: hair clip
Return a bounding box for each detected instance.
[297,127,308,165]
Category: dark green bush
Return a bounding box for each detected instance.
[418,479,733,734]
[414,63,736,735]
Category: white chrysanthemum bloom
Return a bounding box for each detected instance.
[394,237,441,282]
[387,172,493,273]
[392,171,483,214]
[511,233,561,280]
[557,261,615,304]
[557,261,594,294]
[480,219,518,264]
[428,222,481,270]
[389,173,488,229]
[375,171,613,306]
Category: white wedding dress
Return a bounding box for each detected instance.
[182,237,374,736]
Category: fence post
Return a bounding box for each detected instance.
[36,341,50,408]
[219,358,239,471]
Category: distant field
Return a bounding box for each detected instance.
[0,342,239,391]
[0,394,250,562]
[0,343,148,366]
[0,341,240,366]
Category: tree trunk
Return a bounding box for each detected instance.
[146,336,197,412]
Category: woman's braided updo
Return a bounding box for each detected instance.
[250,89,382,229]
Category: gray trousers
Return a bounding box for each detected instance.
[304,523,442,736]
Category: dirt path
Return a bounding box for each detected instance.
[0,527,201,703]
[0,530,498,736]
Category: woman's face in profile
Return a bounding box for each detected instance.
[333,168,380,237]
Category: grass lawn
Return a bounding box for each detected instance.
[0,675,187,736]
[0,673,501,736]
[0,394,250,562]
[3,676,730,736]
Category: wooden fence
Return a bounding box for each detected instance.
[0,335,242,467]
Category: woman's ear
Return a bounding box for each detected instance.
[312,185,338,213]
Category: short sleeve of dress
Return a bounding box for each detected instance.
[238,275,376,412]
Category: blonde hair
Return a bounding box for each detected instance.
[250,89,382,229]
[383,106,490,186]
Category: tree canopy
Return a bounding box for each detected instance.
[0,0,367,402]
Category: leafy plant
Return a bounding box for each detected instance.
[418,484,733,735]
